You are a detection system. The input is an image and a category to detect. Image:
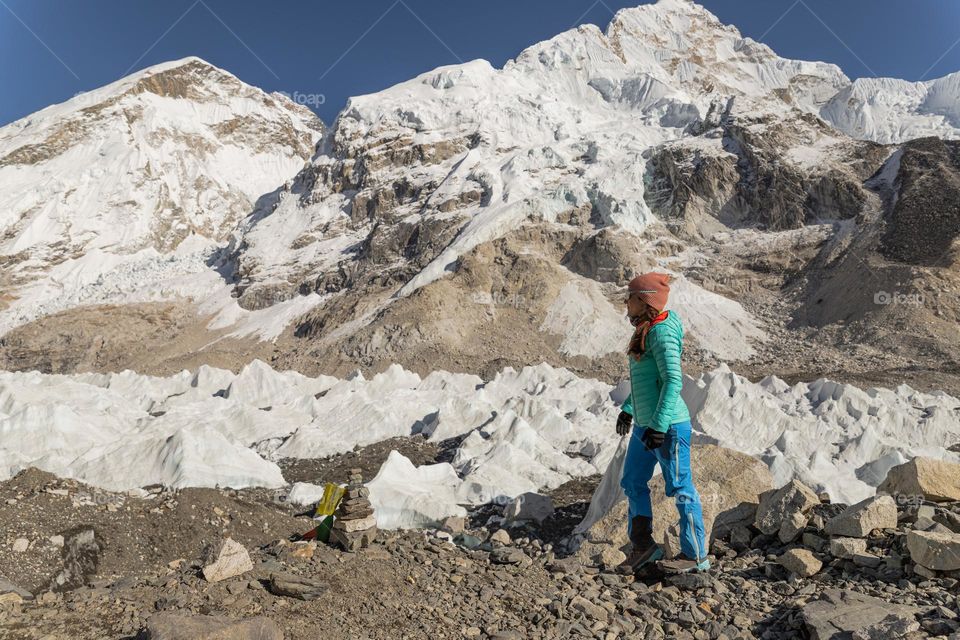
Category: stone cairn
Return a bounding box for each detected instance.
[329,468,378,552]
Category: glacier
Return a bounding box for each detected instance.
[1,359,957,529]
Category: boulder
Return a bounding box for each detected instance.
[503,492,555,524]
[754,479,819,535]
[729,525,753,551]
[201,539,253,583]
[489,529,511,546]
[824,495,897,537]
[490,547,528,566]
[802,589,918,640]
[850,616,920,640]
[852,553,882,569]
[934,508,960,534]
[570,595,609,623]
[576,445,772,562]
[829,537,867,560]
[777,548,822,577]
[906,529,960,571]
[50,527,103,591]
[267,572,326,601]
[913,563,937,579]
[878,457,960,503]
[440,516,466,533]
[0,578,32,601]
[595,545,626,568]
[141,614,283,640]
[285,541,315,561]
[802,532,828,553]
[779,510,809,543]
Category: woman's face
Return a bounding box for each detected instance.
[625,292,650,321]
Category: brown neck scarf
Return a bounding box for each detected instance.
[627,310,669,361]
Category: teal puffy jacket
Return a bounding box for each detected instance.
[620,310,691,433]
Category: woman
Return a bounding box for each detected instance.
[615,272,709,574]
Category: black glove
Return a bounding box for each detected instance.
[616,411,632,436]
[641,428,666,451]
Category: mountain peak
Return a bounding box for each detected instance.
[0,52,324,335]
[136,55,219,75]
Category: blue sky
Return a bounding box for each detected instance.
[2,0,959,127]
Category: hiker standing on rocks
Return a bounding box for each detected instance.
[615,272,709,574]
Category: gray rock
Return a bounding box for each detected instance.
[829,537,867,559]
[141,613,283,640]
[570,595,609,622]
[777,548,822,577]
[267,572,326,601]
[729,524,753,551]
[0,578,33,600]
[851,553,883,569]
[201,539,253,583]
[824,496,897,537]
[779,510,808,543]
[489,529,511,546]
[878,457,960,503]
[803,532,828,553]
[802,589,918,640]
[329,525,377,552]
[503,492,555,524]
[934,508,960,534]
[49,527,103,591]
[850,614,920,640]
[666,571,717,590]
[490,547,527,565]
[440,516,466,533]
[907,529,960,571]
[591,544,626,568]
[754,480,819,535]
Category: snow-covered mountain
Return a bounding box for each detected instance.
[0,0,958,385]
[229,0,849,306]
[0,56,323,334]
[228,0,960,308]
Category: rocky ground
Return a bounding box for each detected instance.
[2,451,959,639]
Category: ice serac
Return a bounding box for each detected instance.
[821,72,960,144]
[1,360,957,521]
[367,451,467,529]
[0,56,324,335]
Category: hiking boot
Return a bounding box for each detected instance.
[658,555,711,574]
[615,515,663,574]
[616,541,664,574]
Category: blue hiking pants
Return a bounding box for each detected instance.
[620,419,707,562]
